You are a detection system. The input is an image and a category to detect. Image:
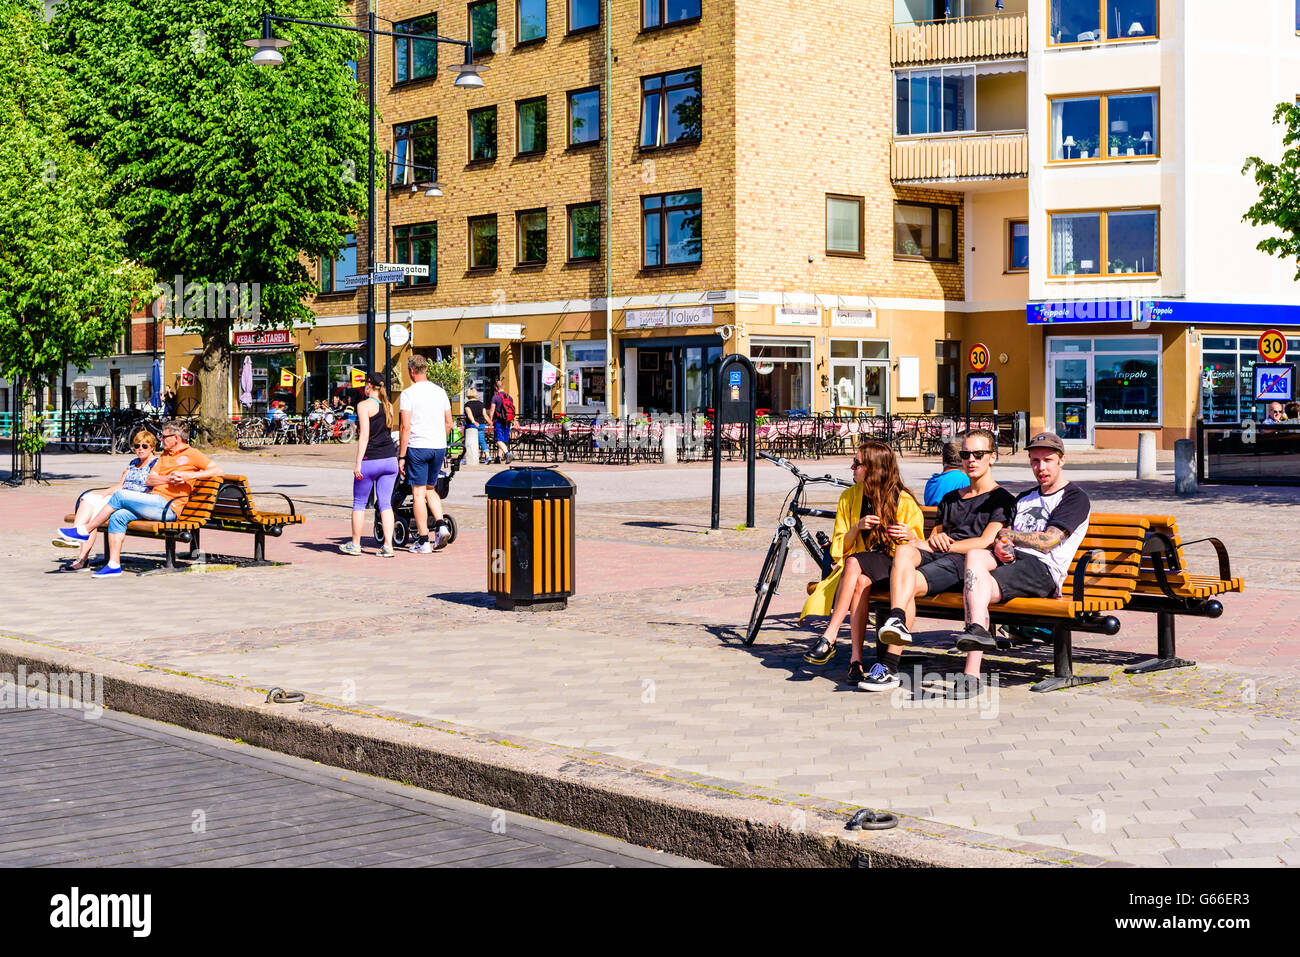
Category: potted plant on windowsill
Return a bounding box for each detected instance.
[902,239,922,256]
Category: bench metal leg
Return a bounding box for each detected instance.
[1124,610,1196,675]
[163,535,178,571]
[1031,624,1109,693]
[188,529,201,560]
[253,530,265,563]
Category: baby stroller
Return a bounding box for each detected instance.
[371,427,466,547]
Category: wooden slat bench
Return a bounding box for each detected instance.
[864,508,1151,692]
[1092,512,1244,676]
[69,476,223,570]
[193,474,304,563]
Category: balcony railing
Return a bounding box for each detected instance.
[891,131,1029,184]
[891,12,1028,65]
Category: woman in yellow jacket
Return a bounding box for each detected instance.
[801,439,924,685]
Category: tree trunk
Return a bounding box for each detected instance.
[19,378,35,483]
[197,327,235,447]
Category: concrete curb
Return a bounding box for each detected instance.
[0,636,1103,868]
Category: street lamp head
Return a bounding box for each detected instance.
[424,182,444,198]
[448,46,488,88]
[244,15,290,66]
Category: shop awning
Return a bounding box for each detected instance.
[233,343,296,354]
[315,340,366,351]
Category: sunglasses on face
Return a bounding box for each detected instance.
[851,460,865,469]
[132,443,153,450]
[959,450,992,461]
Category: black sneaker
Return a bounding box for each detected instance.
[844,660,865,685]
[949,673,985,700]
[857,662,901,692]
[954,623,997,652]
[878,616,912,646]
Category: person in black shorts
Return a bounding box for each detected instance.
[954,431,1092,693]
[863,429,1015,691]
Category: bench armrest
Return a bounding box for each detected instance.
[245,490,298,518]
[1178,537,1233,581]
[1142,531,1184,601]
[1070,548,1107,605]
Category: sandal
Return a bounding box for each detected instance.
[338,542,364,556]
[844,660,865,685]
[804,638,837,665]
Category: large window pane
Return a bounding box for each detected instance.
[941,69,974,133]
[469,216,498,268]
[470,107,497,160]
[321,233,357,293]
[665,190,702,264]
[909,70,932,135]
[394,223,437,286]
[895,73,909,136]
[518,209,547,264]
[1050,213,1101,275]
[470,1,497,57]
[569,203,600,260]
[394,15,438,84]
[1009,221,1029,271]
[1107,92,1157,156]
[826,196,862,255]
[1050,0,1101,44]
[644,0,700,27]
[569,88,599,144]
[1051,96,1101,159]
[1107,209,1158,274]
[1202,352,1240,424]
[570,0,598,30]
[1111,1,1156,39]
[936,207,954,260]
[894,204,931,258]
[519,0,546,42]
[664,69,702,143]
[517,98,546,153]
[640,83,662,147]
[1094,353,1159,423]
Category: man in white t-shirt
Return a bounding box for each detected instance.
[952,431,1091,695]
[398,354,454,553]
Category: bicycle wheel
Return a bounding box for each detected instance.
[745,530,790,646]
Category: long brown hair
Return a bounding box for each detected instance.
[856,439,917,550]
[367,378,393,429]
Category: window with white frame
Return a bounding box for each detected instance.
[830,339,889,411]
[894,66,975,136]
[751,338,812,414]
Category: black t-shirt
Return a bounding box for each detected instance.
[936,486,1016,541]
[464,400,485,425]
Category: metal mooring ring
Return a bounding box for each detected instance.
[265,687,305,704]
[845,808,898,831]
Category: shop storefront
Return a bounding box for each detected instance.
[231,330,297,416]
[564,341,607,414]
[830,338,890,414]
[1027,299,1300,448]
[751,337,813,414]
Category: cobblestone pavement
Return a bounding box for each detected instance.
[2,468,1298,868]
[0,707,699,867]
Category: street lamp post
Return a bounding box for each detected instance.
[246,9,485,378]
[382,150,442,382]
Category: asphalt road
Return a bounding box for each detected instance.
[0,704,704,868]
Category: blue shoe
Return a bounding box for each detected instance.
[58,526,88,543]
[92,565,122,579]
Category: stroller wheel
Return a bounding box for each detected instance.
[444,514,458,544]
[391,520,409,547]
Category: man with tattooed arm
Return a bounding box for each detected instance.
[951,432,1091,693]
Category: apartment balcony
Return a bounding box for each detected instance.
[891,131,1029,186]
[891,11,1029,66]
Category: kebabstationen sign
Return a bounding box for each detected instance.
[233,330,292,347]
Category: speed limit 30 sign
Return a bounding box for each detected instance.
[969,342,991,372]
[1259,329,1288,364]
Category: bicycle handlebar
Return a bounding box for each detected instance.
[758,451,850,488]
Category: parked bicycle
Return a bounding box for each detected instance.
[745,451,851,646]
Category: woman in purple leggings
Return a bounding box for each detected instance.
[342,374,399,557]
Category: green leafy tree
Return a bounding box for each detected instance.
[1243,102,1300,280]
[0,0,152,478]
[50,0,369,433]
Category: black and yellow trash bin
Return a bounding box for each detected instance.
[485,467,576,611]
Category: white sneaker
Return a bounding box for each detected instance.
[407,539,432,554]
[878,616,913,646]
[432,525,451,551]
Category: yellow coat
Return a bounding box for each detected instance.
[799,485,924,621]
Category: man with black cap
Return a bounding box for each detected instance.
[951,431,1091,695]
